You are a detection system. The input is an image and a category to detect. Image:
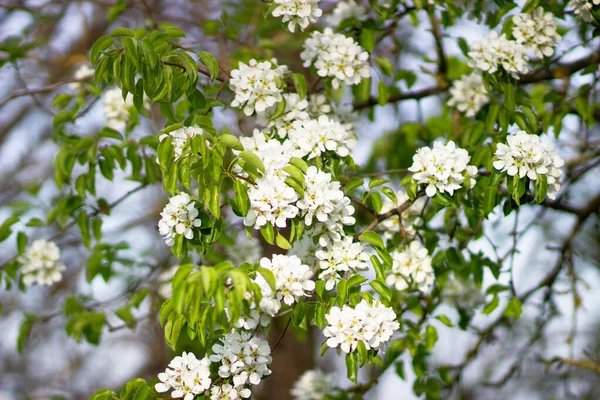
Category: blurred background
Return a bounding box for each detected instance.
[0,0,599,399]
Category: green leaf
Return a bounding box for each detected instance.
[16,232,27,254]
[0,216,19,243]
[139,39,158,69]
[482,295,499,315]
[375,57,393,77]
[275,232,292,250]
[260,224,275,244]
[115,306,137,329]
[503,297,522,319]
[198,51,219,83]
[360,29,375,52]
[370,280,392,303]
[239,151,265,174]
[218,134,244,150]
[17,314,36,354]
[347,275,367,289]
[91,36,114,63]
[291,73,307,99]
[521,0,541,13]
[425,325,438,351]
[289,157,308,173]
[435,314,454,327]
[336,280,348,306]
[110,27,135,37]
[258,268,277,292]
[346,352,359,383]
[77,211,91,249]
[359,231,384,249]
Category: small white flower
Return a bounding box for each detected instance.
[68,64,95,90]
[409,141,478,198]
[316,236,370,290]
[159,125,204,161]
[290,369,335,400]
[297,166,356,246]
[259,254,314,305]
[493,130,564,199]
[512,8,561,58]
[272,0,322,32]
[468,31,529,79]
[325,0,367,28]
[18,239,66,286]
[386,241,434,292]
[378,190,426,241]
[568,0,600,23]
[323,299,399,353]
[243,175,299,229]
[289,115,356,159]
[102,87,149,131]
[210,330,272,391]
[155,352,211,400]
[229,59,287,116]
[301,28,370,88]
[158,193,202,246]
[448,72,489,117]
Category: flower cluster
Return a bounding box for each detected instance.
[468,31,529,79]
[159,125,204,161]
[262,93,310,138]
[236,275,280,330]
[301,28,370,88]
[325,0,366,28]
[378,190,426,240]
[102,87,135,131]
[68,64,95,90]
[442,277,485,312]
[158,193,202,246]
[18,239,66,286]
[259,254,315,305]
[297,166,356,246]
[568,0,600,23]
[512,8,561,58]
[409,141,478,198]
[316,236,370,290]
[323,299,399,353]
[239,129,296,175]
[155,352,212,400]
[272,0,322,32]
[447,72,489,117]
[493,131,564,199]
[244,175,299,229]
[289,115,356,159]
[210,330,272,394]
[290,369,336,400]
[386,241,434,292]
[229,59,287,116]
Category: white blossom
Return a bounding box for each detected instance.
[493,130,564,199]
[272,0,322,32]
[155,352,212,400]
[102,88,135,131]
[409,141,478,197]
[290,369,335,400]
[210,383,250,400]
[18,239,66,286]
[210,330,272,391]
[259,254,315,305]
[386,241,434,292]
[378,190,426,240]
[289,115,356,159]
[568,0,600,23]
[243,175,299,229]
[448,72,489,117]
[229,59,286,116]
[442,277,485,311]
[512,8,561,58]
[297,166,356,246]
[68,64,95,90]
[323,299,399,353]
[316,236,370,290]
[159,125,204,161]
[238,129,296,176]
[468,31,529,79]
[288,235,319,267]
[236,274,281,330]
[260,93,310,138]
[325,0,367,28]
[158,193,202,246]
[301,28,370,88]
